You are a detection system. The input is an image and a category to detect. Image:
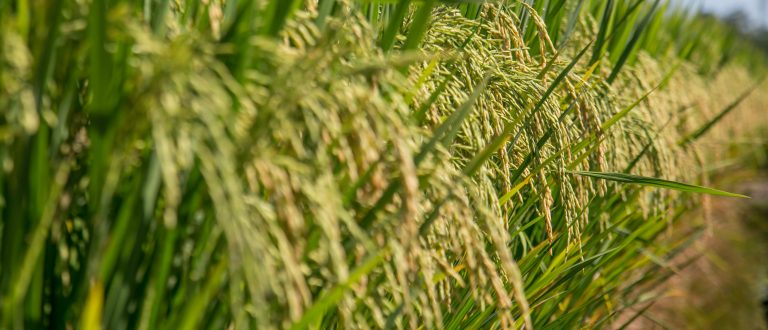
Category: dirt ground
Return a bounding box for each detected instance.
[623,177,768,329]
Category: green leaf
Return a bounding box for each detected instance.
[403,0,436,51]
[569,171,748,198]
[680,76,766,145]
[262,0,302,36]
[380,0,411,52]
[607,0,661,84]
[589,0,614,66]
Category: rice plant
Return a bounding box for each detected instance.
[0,0,766,329]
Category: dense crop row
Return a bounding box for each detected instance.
[1,0,766,329]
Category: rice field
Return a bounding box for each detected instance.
[1,0,767,329]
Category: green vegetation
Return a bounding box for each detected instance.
[1,0,766,329]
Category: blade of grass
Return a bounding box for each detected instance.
[607,0,661,84]
[680,76,767,145]
[569,171,748,198]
